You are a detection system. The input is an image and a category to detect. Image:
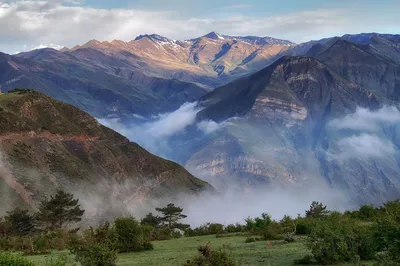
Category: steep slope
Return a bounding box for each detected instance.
[0,89,211,214]
[315,39,400,101]
[0,49,208,118]
[176,56,400,205]
[273,33,400,63]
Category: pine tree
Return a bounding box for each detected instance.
[36,190,85,230]
[140,212,162,228]
[4,207,35,236]
[155,203,187,228]
[305,201,329,218]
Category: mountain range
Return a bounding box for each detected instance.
[1,32,400,210]
[0,32,294,118]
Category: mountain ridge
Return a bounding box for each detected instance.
[0,89,212,214]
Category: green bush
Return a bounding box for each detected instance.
[295,219,314,235]
[305,216,375,265]
[208,223,224,234]
[114,217,152,252]
[72,243,117,266]
[244,237,255,243]
[0,252,35,266]
[183,243,237,266]
[284,232,296,243]
[154,227,172,240]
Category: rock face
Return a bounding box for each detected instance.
[179,54,400,205]
[0,90,211,214]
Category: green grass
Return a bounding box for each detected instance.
[25,235,375,266]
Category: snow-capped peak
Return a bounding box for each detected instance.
[203,32,225,40]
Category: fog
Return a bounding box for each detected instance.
[3,105,398,227]
[328,106,400,159]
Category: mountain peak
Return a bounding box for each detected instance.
[203,31,225,40]
[134,34,173,43]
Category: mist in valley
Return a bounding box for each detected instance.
[2,103,400,227]
[95,102,400,226]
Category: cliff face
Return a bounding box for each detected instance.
[181,56,400,205]
[0,90,211,213]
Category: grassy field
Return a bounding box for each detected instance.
[26,234,373,266]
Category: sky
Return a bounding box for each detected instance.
[0,0,399,54]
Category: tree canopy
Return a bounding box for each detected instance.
[155,203,187,228]
[36,190,84,230]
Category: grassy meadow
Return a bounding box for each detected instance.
[26,234,373,266]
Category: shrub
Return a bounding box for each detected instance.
[208,223,224,234]
[172,229,182,239]
[295,219,314,235]
[183,242,237,266]
[114,217,152,252]
[114,217,143,252]
[284,232,296,243]
[245,237,255,243]
[305,216,375,265]
[155,227,172,240]
[0,252,34,266]
[72,243,117,266]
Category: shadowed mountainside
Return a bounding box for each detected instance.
[0,89,212,214]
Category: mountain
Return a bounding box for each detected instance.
[273,33,400,61]
[169,55,400,205]
[0,89,211,215]
[65,32,295,85]
[0,49,208,118]
[313,39,400,101]
[0,32,295,118]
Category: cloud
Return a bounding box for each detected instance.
[329,106,400,132]
[196,119,233,134]
[147,102,200,138]
[337,134,395,159]
[98,102,234,159]
[328,106,400,159]
[0,1,400,53]
[98,102,201,157]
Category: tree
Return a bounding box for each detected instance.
[140,212,161,228]
[155,203,187,228]
[114,217,152,252]
[4,207,35,236]
[305,201,329,219]
[36,190,84,230]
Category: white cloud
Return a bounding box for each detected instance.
[196,118,236,134]
[329,106,400,132]
[147,102,200,138]
[98,102,201,157]
[328,106,400,159]
[337,134,395,159]
[0,1,399,53]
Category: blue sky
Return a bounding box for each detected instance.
[0,0,399,53]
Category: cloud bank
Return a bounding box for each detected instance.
[98,102,231,158]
